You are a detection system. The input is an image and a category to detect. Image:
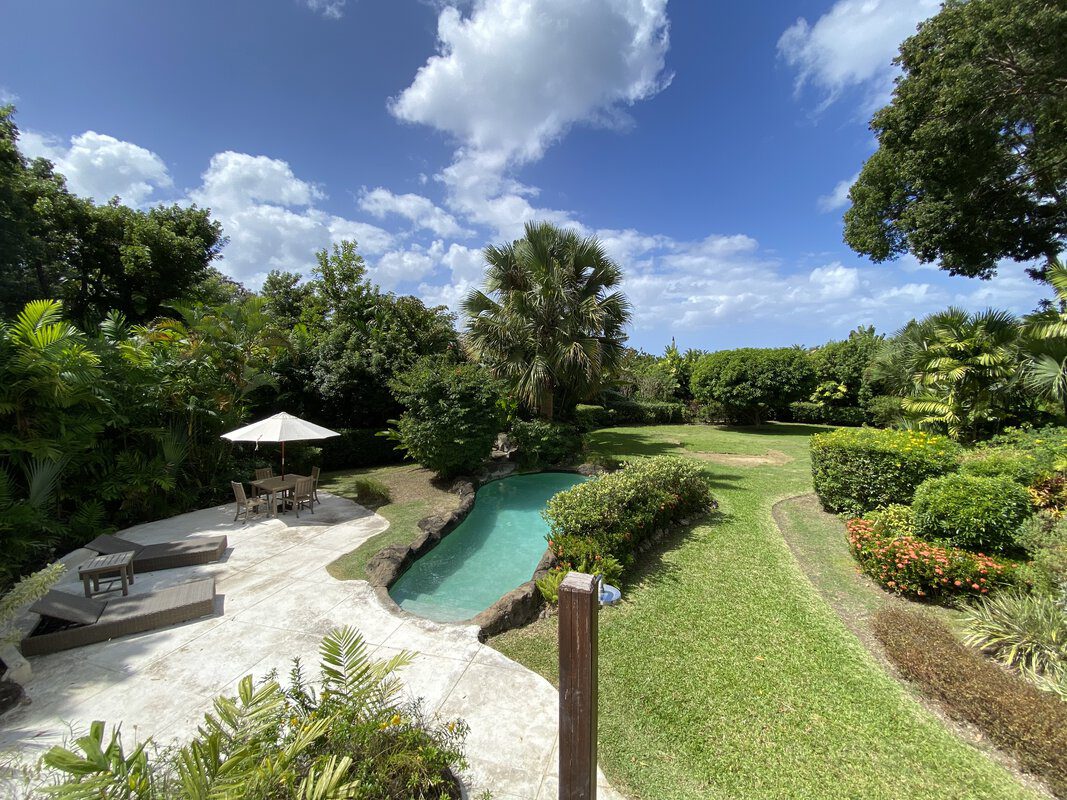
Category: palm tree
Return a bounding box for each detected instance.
[902,307,1021,441]
[463,221,632,420]
[1021,259,1067,417]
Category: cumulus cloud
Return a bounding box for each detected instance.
[817,172,858,212]
[301,0,346,19]
[20,130,172,206]
[778,0,938,109]
[372,240,445,289]
[391,0,671,239]
[359,187,472,237]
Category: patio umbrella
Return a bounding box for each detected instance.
[221,412,340,475]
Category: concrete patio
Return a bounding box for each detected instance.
[1,492,622,800]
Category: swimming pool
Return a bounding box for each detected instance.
[389,471,586,622]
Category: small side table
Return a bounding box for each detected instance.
[78,551,136,598]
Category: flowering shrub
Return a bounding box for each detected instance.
[912,474,1032,553]
[811,427,960,517]
[866,503,916,537]
[846,518,1015,600]
[959,448,1046,486]
[545,456,713,568]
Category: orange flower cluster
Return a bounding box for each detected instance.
[846,518,1014,599]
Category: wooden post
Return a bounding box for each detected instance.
[559,571,598,800]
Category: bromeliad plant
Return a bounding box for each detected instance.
[39,627,468,800]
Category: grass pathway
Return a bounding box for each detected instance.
[490,424,1039,800]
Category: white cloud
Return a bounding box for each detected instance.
[778,0,938,109]
[301,0,346,19]
[808,263,859,299]
[359,187,471,237]
[817,172,858,212]
[189,151,321,213]
[392,0,671,240]
[372,240,445,289]
[20,130,172,206]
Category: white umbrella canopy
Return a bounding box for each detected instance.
[221,412,340,475]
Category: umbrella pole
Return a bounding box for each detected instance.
[281,440,286,477]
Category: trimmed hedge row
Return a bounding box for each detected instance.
[912,474,1032,553]
[847,518,1015,600]
[545,456,714,569]
[573,401,688,431]
[788,401,865,426]
[811,427,960,517]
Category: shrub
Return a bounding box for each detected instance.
[536,569,568,604]
[347,477,391,508]
[1029,473,1067,517]
[537,555,623,604]
[545,456,713,568]
[690,347,814,424]
[959,447,1046,486]
[605,400,687,425]
[788,402,865,426]
[912,474,1032,553]
[40,627,469,798]
[865,394,903,428]
[961,590,1067,698]
[1015,513,1067,597]
[510,420,582,467]
[318,428,407,471]
[387,359,504,479]
[865,503,915,537]
[872,606,1067,798]
[811,427,960,517]
[846,518,1014,600]
[574,404,613,432]
[980,426,1067,474]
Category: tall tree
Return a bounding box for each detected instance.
[844,0,1067,278]
[463,221,632,420]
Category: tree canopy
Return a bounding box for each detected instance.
[843,0,1067,278]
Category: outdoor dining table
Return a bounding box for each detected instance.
[250,473,309,517]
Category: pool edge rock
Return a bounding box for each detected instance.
[367,466,595,636]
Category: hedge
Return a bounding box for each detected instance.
[873,606,1067,798]
[606,400,688,425]
[544,456,714,568]
[847,518,1015,600]
[574,404,614,432]
[788,402,865,426]
[315,428,406,471]
[912,474,1032,553]
[811,427,960,517]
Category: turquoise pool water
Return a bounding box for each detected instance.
[389,472,586,622]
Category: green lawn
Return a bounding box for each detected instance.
[320,464,459,581]
[489,424,1037,800]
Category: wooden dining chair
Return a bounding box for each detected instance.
[292,477,315,517]
[252,467,273,497]
[310,466,321,505]
[232,481,269,524]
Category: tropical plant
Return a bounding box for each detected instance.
[39,627,468,799]
[900,307,1021,441]
[961,590,1067,698]
[463,221,632,420]
[0,562,64,645]
[1021,260,1067,417]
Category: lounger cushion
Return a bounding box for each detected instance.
[84,534,144,555]
[30,591,105,625]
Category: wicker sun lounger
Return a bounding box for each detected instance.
[85,533,228,572]
[21,579,217,657]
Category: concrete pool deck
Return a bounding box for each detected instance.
[1,492,622,800]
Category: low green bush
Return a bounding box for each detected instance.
[980,426,1067,474]
[912,474,1032,553]
[535,569,568,604]
[574,404,613,432]
[317,428,406,471]
[961,590,1067,699]
[788,402,864,426]
[347,477,391,508]
[545,456,714,568]
[960,448,1046,486]
[865,503,916,537]
[606,400,687,425]
[510,420,582,467]
[39,627,468,798]
[872,606,1067,799]
[865,395,903,428]
[811,427,960,517]
[847,518,1014,600]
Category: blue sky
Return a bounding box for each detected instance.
[0,0,1048,352]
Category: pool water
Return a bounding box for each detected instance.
[389,472,586,622]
